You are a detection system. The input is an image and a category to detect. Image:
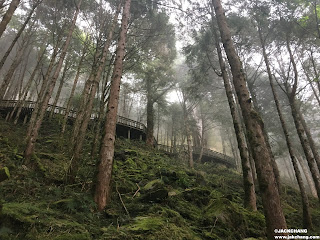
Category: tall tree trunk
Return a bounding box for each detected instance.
[249,84,281,191]
[71,55,98,144]
[0,0,20,38]
[26,34,62,136]
[298,109,320,171]
[94,0,131,211]
[24,0,82,161]
[302,65,320,107]
[211,1,287,238]
[182,97,193,168]
[146,78,154,146]
[288,96,320,200]
[0,36,30,99]
[310,49,320,95]
[67,3,121,182]
[258,25,312,228]
[284,34,320,201]
[296,153,318,199]
[50,59,70,117]
[212,24,256,211]
[91,63,113,160]
[61,37,88,133]
[0,0,40,70]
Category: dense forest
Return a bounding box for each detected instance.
[0,0,320,239]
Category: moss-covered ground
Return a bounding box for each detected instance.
[0,117,319,239]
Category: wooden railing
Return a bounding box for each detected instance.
[0,100,147,133]
[157,144,235,166]
[0,100,235,166]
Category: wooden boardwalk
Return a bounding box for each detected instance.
[0,100,235,167]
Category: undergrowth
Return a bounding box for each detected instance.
[0,117,319,239]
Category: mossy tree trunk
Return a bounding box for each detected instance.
[211,0,287,238]
[94,0,131,211]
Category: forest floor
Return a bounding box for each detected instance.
[0,117,320,240]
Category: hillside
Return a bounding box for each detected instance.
[0,118,319,240]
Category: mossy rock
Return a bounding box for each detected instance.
[140,179,168,202]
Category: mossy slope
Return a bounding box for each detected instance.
[0,118,319,240]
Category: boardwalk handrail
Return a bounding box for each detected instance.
[0,100,147,133]
[0,99,234,166]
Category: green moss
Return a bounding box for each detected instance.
[53,233,91,240]
[128,216,165,232]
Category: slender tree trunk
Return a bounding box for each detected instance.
[310,51,320,96]
[249,84,281,191]
[211,22,257,211]
[71,58,97,144]
[212,1,287,238]
[288,97,320,200]
[296,153,318,199]
[0,39,29,100]
[182,97,193,168]
[302,66,320,107]
[0,0,20,38]
[67,3,121,182]
[61,38,87,133]
[146,78,154,146]
[26,34,62,136]
[227,64,258,182]
[50,59,70,117]
[283,34,320,201]
[258,25,312,228]
[24,1,82,161]
[0,0,40,70]
[94,0,131,211]
[91,64,112,159]
[298,109,320,171]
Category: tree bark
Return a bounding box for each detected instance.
[258,24,312,228]
[211,0,287,238]
[67,2,121,182]
[0,0,20,38]
[212,23,256,211]
[94,0,131,211]
[24,0,82,161]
